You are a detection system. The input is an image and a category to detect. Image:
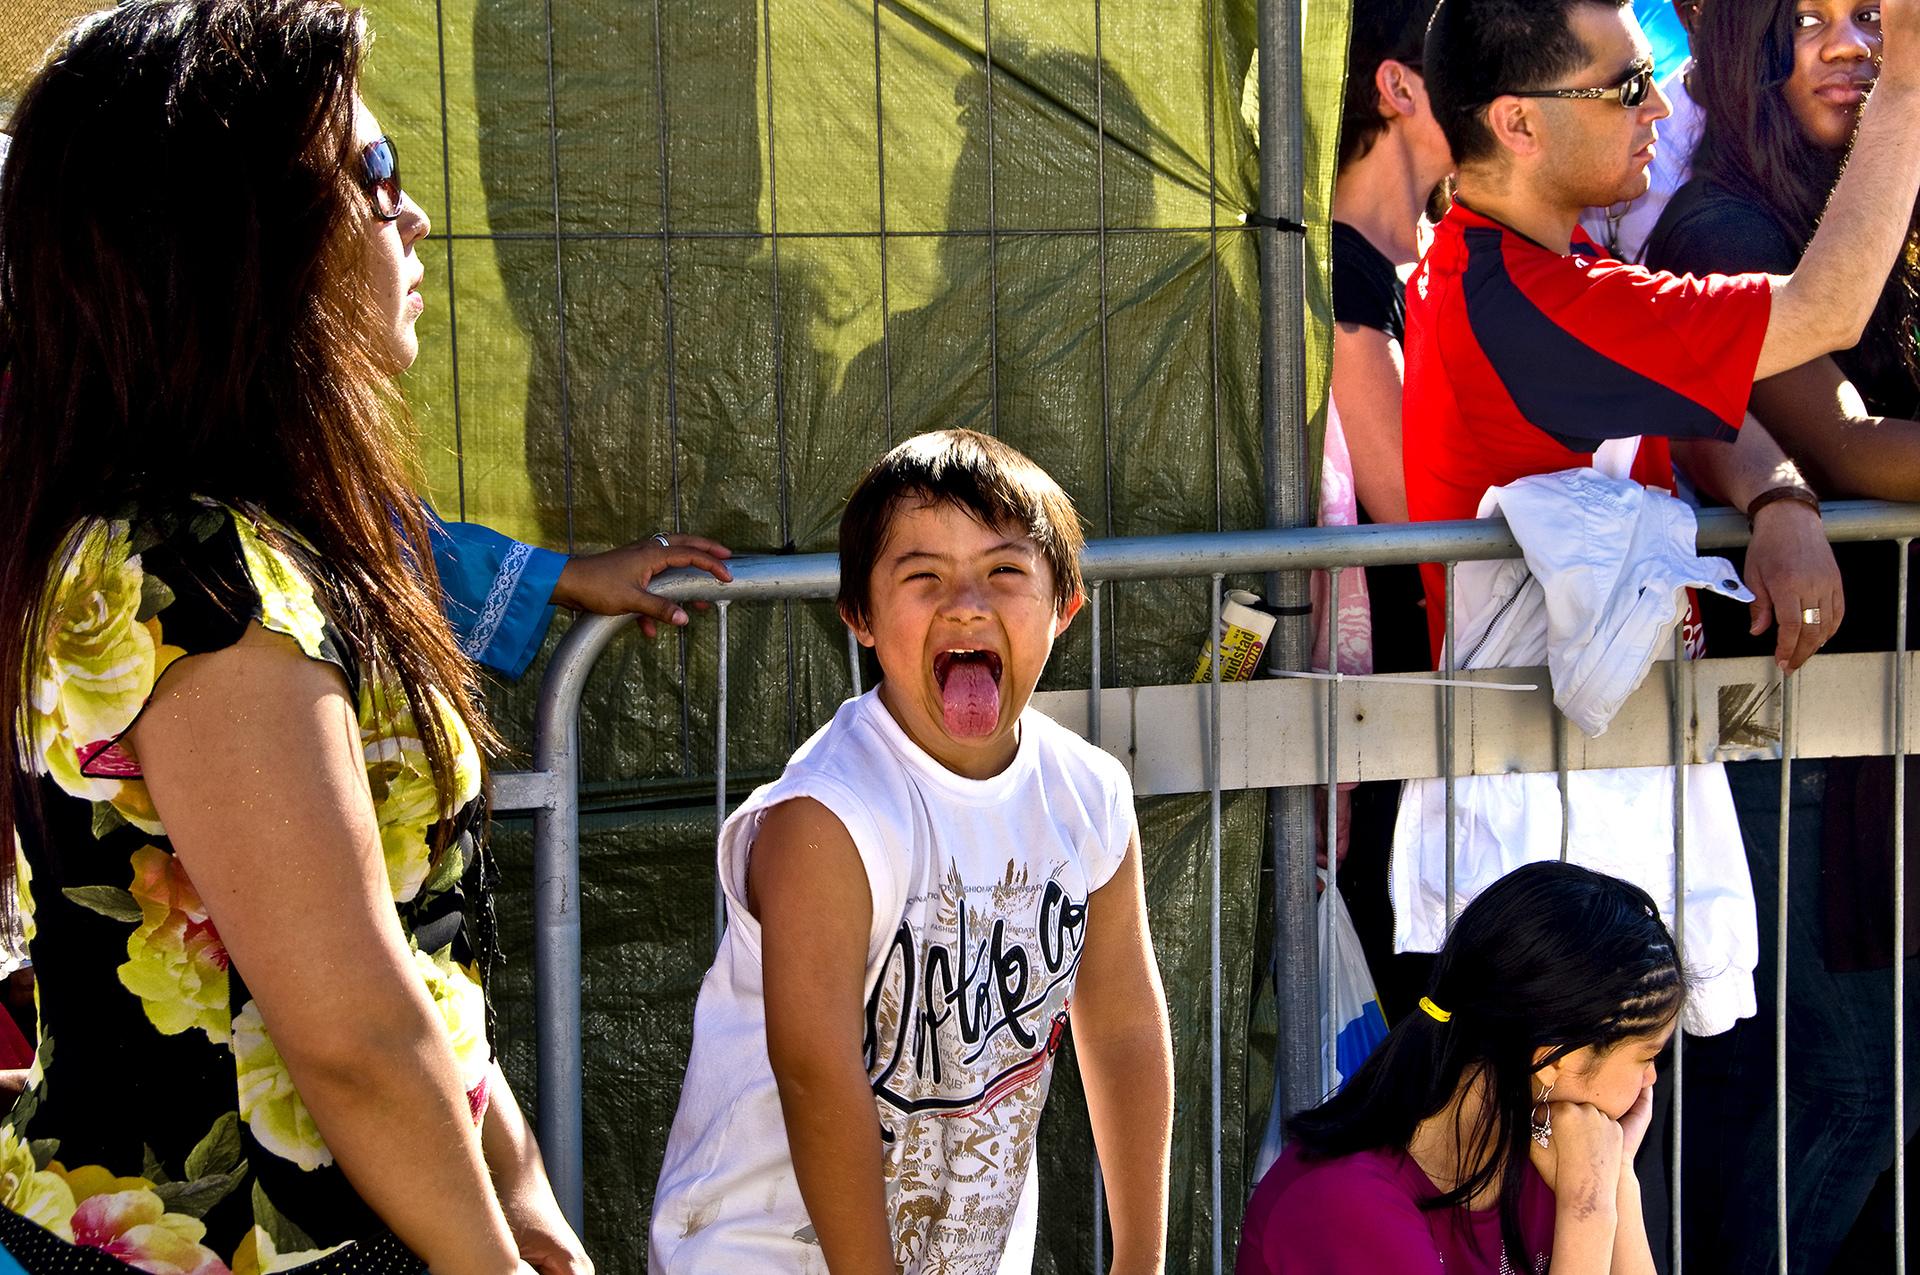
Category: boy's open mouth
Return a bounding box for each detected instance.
[932,648,1003,738]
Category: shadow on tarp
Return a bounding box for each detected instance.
[470,2,1273,1268]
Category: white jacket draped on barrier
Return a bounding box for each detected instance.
[1391,467,1761,1035]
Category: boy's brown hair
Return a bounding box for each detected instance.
[837,430,1086,626]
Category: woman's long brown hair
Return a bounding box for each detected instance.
[0,1,497,871]
[1689,0,1920,397]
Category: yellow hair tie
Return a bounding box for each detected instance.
[1418,996,1452,1024]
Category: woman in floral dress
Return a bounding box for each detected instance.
[0,4,588,1274]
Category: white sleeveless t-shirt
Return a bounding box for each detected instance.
[648,689,1135,1274]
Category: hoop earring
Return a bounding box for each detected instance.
[1531,1081,1555,1149]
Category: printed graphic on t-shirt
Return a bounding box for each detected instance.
[863,857,1089,1269]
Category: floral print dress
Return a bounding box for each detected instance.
[4,500,494,1274]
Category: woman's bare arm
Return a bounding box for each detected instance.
[128,622,519,1275]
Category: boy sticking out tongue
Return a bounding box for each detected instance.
[649,429,1174,1275]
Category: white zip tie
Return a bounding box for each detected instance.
[1270,669,1540,692]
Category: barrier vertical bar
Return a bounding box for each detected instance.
[1322,569,1342,1098]
[430,0,467,518]
[1777,668,1793,1275]
[1898,539,1910,1274]
[1209,572,1226,1275]
[539,0,576,551]
[714,601,730,951]
[1203,0,1226,531]
[1256,0,1317,1130]
[1555,710,1570,862]
[979,0,1001,431]
[1091,581,1107,1273]
[756,0,799,752]
[1094,0,1124,684]
[533,617,639,1233]
[868,1,896,443]
[1444,560,1458,926]
[1089,582,1104,738]
[1092,0,1116,549]
[1670,626,1687,1275]
[533,713,584,1233]
[648,0,694,771]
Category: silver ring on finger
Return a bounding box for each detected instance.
[1801,606,1822,625]
[650,531,672,549]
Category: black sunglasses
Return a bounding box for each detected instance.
[1504,57,1656,109]
[360,135,403,221]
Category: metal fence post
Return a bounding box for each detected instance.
[1256,0,1320,1139]
[531,611,634,1233]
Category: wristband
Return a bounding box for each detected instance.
[1744,485,1821,527]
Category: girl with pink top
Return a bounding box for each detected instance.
[1240,862,1678,1274]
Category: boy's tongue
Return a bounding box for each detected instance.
[941,659,1000,737]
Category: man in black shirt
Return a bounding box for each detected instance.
[1321,0,1450,1032]
[1328,0,1448,545]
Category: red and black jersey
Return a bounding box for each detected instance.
[1402,201,1773,661]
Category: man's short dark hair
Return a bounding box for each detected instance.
[837,429,1086,627]
[1424,0,1632,164]
[1340,0,1440,171]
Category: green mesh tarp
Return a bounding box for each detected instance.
[350,0,1349,1267]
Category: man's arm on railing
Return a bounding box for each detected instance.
[1673,418,1842,669]
[1073,831,1174,1275]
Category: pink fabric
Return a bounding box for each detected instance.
[0,1009,32,1071]
[1311,402,1374,677]
[1238,1144,1554,1275]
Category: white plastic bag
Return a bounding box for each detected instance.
[1319,870,1388,1092]
[1255,873,1391,1177]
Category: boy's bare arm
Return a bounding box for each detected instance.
[1071,832,1173,1275]
[749,798,897,1275]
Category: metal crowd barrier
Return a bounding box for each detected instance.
[493,499,1920,1274]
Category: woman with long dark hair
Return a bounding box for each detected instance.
[1651,0,1918,426]
[1238,863,1678,1274]
[1644,2,1920,1269]
[0,4,587,1272]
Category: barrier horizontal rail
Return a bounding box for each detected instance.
[500,501,1920,811]
[506,499,1920,1261]
[548,500,1920,610]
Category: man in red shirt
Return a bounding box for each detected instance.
[1406,0,1920,669]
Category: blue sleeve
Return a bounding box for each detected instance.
[425,507,568,680]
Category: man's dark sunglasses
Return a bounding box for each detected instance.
[1504,57,1655,109]
[360,136,403,221]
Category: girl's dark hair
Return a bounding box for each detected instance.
[1287,862,1684,1264]
[1689,0,1920,395]
[0,2,496,862]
